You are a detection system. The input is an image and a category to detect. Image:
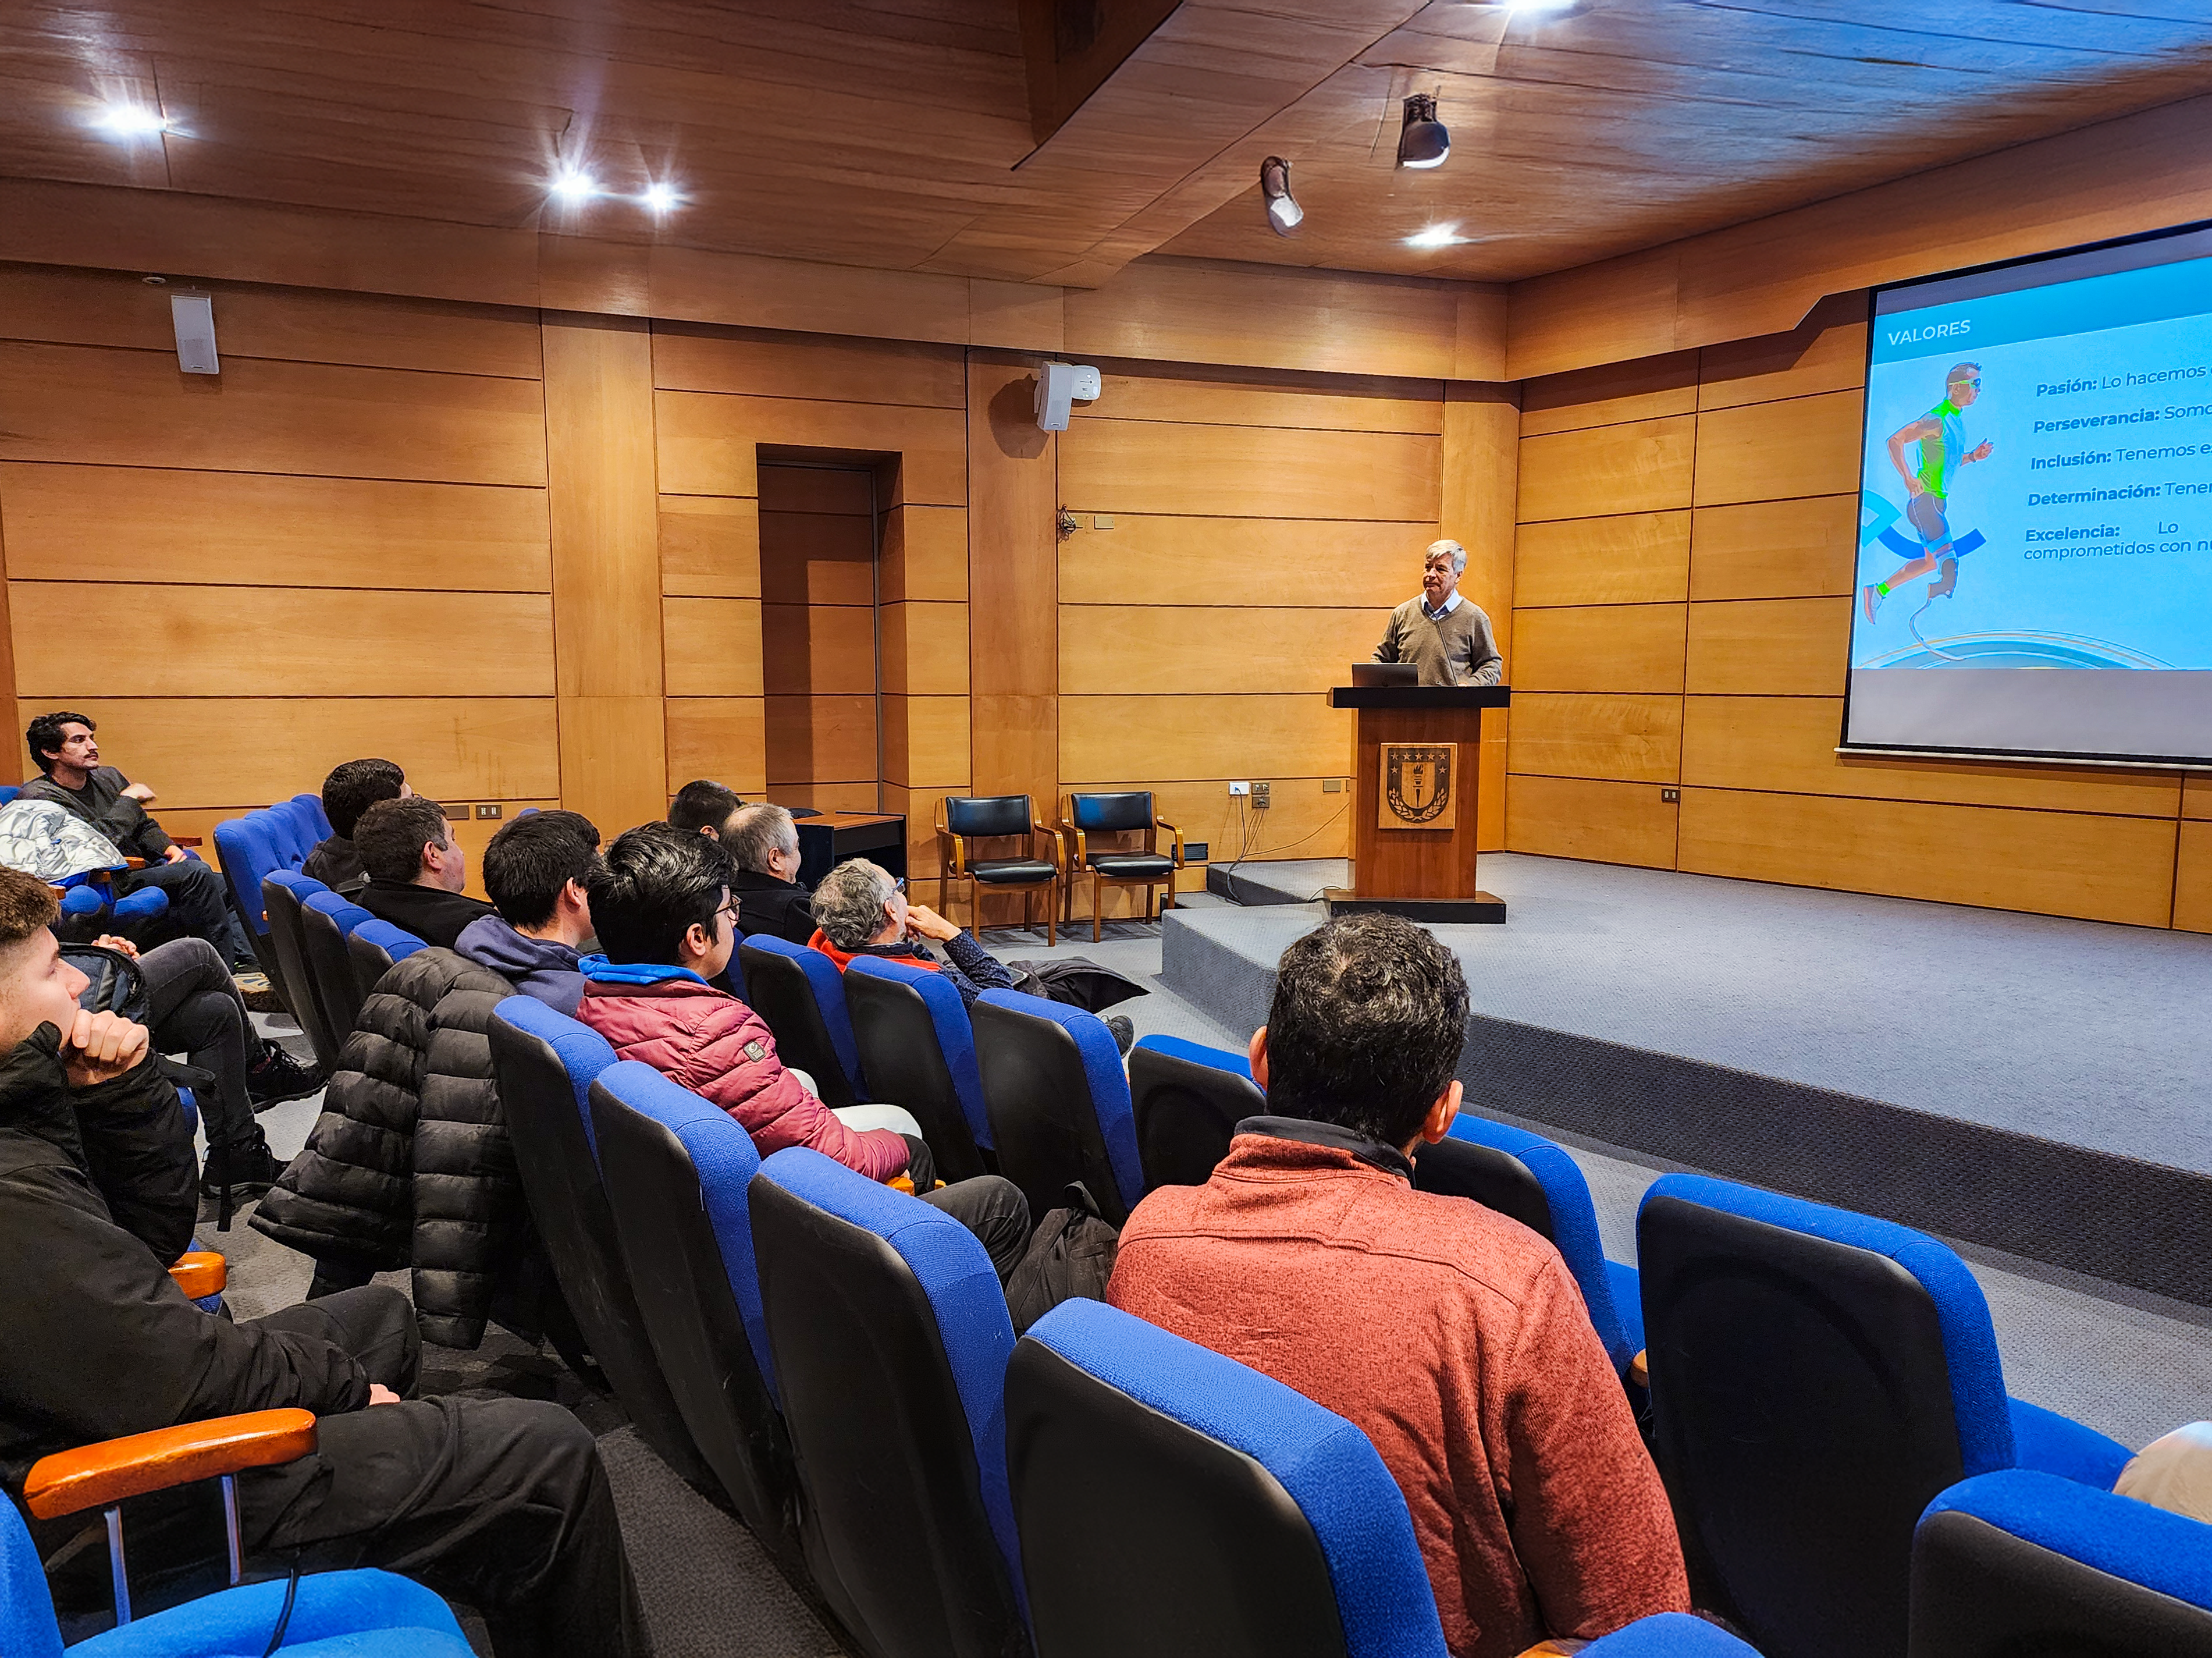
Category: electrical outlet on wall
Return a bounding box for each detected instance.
[1228,781,1250,796]
[1253,782,1271,810]
[1322,777,1343,794]
[1661,787,1680,803]
[475,803,504,819]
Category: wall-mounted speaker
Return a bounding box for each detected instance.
[1034,361,1101,432]
[171,291,219,375]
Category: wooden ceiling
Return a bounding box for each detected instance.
[5,0,2212,293]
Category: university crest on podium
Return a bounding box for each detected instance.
[1379,743,1457,830]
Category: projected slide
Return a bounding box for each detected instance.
[1848,224,2212,764]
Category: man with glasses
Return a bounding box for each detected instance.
[1866,360,1993,622]
[1371,539,1503,688]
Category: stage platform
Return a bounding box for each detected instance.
[1165,853,2212,1308]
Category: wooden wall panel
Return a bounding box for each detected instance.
[1058,517,1427,608]
[660,497,760,598]
[880,506,968,603]
[666,698,768,797]
[771,783,883,814]
[1698,300,1868,411]
[13,585,553,697]
[1061,695,1350,784]
[1681,697,2183,818]
[761,603,877,698]
[16,697,561,806]
[652,325,965,407]
[663,598,765,698]
[1520,352,1698,437]
[1515,512,1690,608]
[883,695,970,789]
[0,342,547,485]
[1442,384,1520,852]
[1059,607,1379,696]
[655,391,966,505]
[2174,821,2212,935]
[2187,777,2212,821]
[1517,417,1695,522]
[1689,496,1856,602]
[1506,775,1678,868]
[1512,605,1687,695]
[881,602,970,697]
[766,694,878,786]
[1692,390,1862,507]
[1073,366,1443,434]
[0,465,550,591]
[1507,694,1682,784]
[1678,789,2178,929]
[1059,422,1440,523]
[1685,598,1851,697]
[969,356,1057,805]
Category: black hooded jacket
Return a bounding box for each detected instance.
[0,1025,369,1497]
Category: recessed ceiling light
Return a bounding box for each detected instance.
[549,170,598,201]
[1406,225,1466,249]
[1396,94,1449,171]
[640,182,682,214]
[94,104,167,138]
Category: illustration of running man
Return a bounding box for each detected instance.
[1864,361,1994,622]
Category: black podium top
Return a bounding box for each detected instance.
[1329,686,1512,709]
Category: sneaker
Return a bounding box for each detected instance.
[247,1041,324,1109]
[1861,583,1883,623]
[200,1139,281,1201]
[1104,1014,1136,1056]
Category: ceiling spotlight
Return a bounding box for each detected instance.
[1397,93,1449,170]
[94,104,166,138]
[549,169,598,201]
[1406,225,1464,249]
[640,182,682,214]
[1259,155,1302,236]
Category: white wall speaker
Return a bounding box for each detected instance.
[170,291,220,375]
[1034,361,1101,432]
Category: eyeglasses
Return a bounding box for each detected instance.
[714,899,738,925]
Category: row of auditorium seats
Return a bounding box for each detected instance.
[258,871,426,1071]
[211,793,334,1007]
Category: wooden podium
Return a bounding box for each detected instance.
[1325,685,1511,924]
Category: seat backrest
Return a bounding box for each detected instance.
[1008,1298,1448,1658]
[0,786,18,808]
[1128,1034,1265,1190]
[348,919,428,1005]
[1068,790,1153,835]
[292,790,335,840]
[486,997,716,1494]
[1909,1469,2212,1658]
[1417,1115,1637,1372]
[263,871,340,1070]
[1638,1172,2013,1658]
[735,935,862,1106]
[844,955,990,1180]
[590,1061,796,1558]
[0,1488,63,1658]
[945,794,1033,842]
[301,891,376,1048]
[213,809,293,936]
[269,797,321,863]
[749,1146,1025,1658]
[973,989,1144,1225]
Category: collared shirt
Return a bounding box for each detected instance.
[1421,588,1464,622]
[1234,1113,1413,1180]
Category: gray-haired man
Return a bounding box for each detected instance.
[1372,538,1503,687]
[724,803,817,945]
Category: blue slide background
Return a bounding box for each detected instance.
[1854,252,2212,672]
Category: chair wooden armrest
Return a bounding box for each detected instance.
[168,1251,227,1300]
[1032,821,1066,870]
[24,1409,317,1520]
[1059,819,1087,865]
[1155,817,1185,865]
[122,857,147,871]
[941,830,967,876]
[1628,1349,1648,1389]
[1513,1641,1590,1656]
[170,836,204,849]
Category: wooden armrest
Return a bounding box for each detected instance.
[1032,822,1065,868]
[170,836,203,848]
[889,1173,915,1194]
[122,857,147,871]
[1156,817,1185,865]
[25,1409,317,1519]
[1628,1349,1648,1389]
[1059,820,1086,862]
[942,831,966,876]
[168,1251,227,1300]
[1513,1642,1589,1657]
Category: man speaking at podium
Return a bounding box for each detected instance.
[1372,539,1503,687]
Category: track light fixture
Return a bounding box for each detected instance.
[1260,156,1302,235]
[1397,93,1449,170]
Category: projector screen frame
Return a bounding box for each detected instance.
[1839,213,2212,772]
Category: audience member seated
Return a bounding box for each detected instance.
[353,795,496,948]
[1107,913,1690,1658]
[577,823,1032,1280]
[20,711,253,968]
[667,777,745,847]
[723,802,816,945]
[303,757,410,896]
[0,869,645,1656]
[2117,1420,2212,1522]
[455,810,603,1016]
[810,858,1139,1052]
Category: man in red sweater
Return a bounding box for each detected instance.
[1108,914,1688,1658]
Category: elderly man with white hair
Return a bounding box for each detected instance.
[1372,537,1503,687]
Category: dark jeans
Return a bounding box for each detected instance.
[238,1287,650,1658]
[120,858,254,969]
[139,938,262,1158]
[919,1174,1032,1283]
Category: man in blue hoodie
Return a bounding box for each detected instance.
[456,811,601,1015]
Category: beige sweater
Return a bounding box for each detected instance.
[1374,597,1503,686]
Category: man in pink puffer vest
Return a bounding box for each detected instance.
[576,823,1033,1280]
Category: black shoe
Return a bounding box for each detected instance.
[247,1041,324,1109]
[1104,1014,1135,1056]
[200,1140,280,1201]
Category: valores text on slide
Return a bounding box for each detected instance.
[1849,222,2212,765]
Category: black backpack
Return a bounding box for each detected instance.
[62,941,151,1025]
[1004,1181,1121,1334]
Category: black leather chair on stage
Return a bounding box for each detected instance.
[750,1147,1026,1658]
[736,935,865,1107]
[1059,790,1182,942]
[1128,1034,1264,1190]
[486,996,717,1496]
[842,955,992,1183]
[973,989,1146,1226]
[261,869,339,1069]
[935,794,1064,943]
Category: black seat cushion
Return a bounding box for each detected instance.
[945,795,1033,839]
[970,857,1057,885]
[1089,852,1173,879]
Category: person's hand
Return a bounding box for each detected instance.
[902,903,961,943]
[1968,440,1993,463]
[120,782,157,804]
[61,1010,150,1088]
[91,933,139,959]
[367,1384,401,1407]
[1903,475,1926,496]
[160,845,187,865]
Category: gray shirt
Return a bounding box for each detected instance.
[1374,596,1503,687]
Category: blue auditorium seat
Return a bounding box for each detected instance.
[2,1492,471,1658]
[1910,1468,2212,1656]
[268,797,321,866]
[749,1146,1026,1657]
[1128,1032,1264,1190]
[346,918,426,1006]
[300,891,375,1051]
[212,809,300,996]
[262,870,339,1070]
[1418,1114,1644,1373]
[843,953,991,1180]
[973,988,1144,1225]
[485,997,715,1493]
[1637,1173,2133,1658]
[291,790,334,841]
[735,935,864,1107]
